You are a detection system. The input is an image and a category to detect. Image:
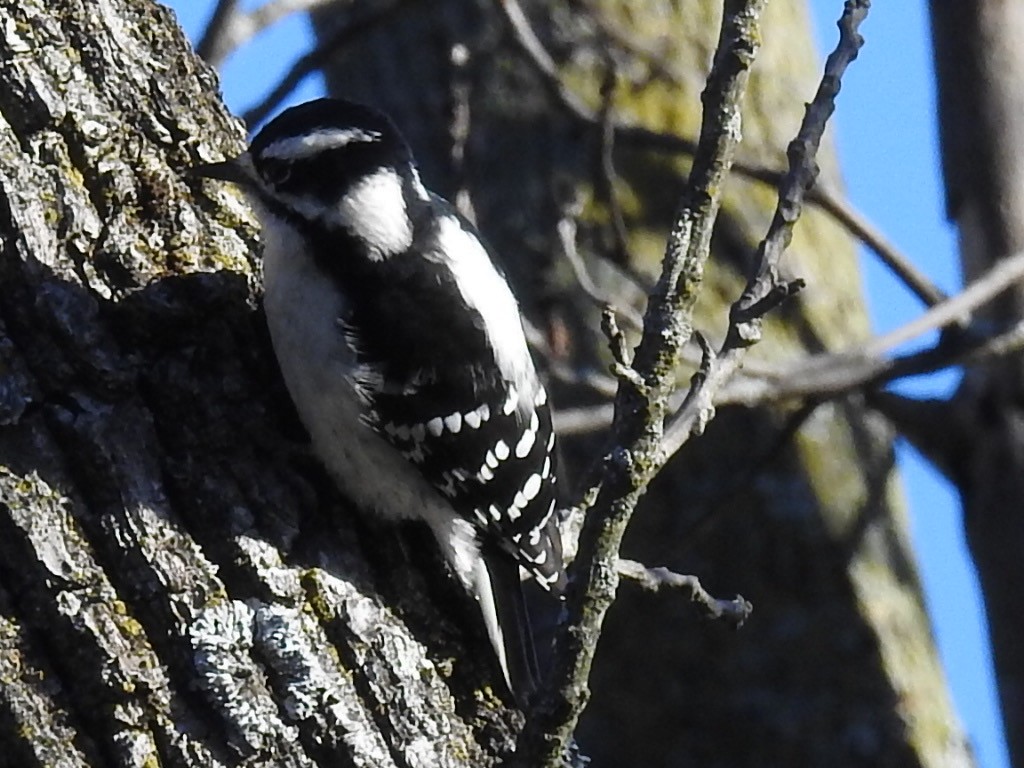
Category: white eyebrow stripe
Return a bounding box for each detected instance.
[260,127,381,160]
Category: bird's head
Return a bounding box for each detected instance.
[194,98,425,257]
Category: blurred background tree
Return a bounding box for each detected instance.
[1,0,1019,766]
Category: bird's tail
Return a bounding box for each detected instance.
[469,551,591,765]
[469,552,541,705]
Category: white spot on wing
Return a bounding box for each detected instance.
[485,450,498,469]
[515,412,540,458]
[465,403,490,430]
[541,455,551,479]
[507,504,521,521]
[444,412,462,433]
[479,465,494,482]
[503,387,518,416]
[515,424,536,458]
[522,473,542,502]
[329,169,412,260]
[427,416,444,437]
[494,440,510,461]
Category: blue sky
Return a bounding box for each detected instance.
[806,3,1008,768]
[170,2,1008,766]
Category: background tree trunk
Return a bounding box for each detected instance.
[924,3,1024,765]
[0,1,520,765]
[312,1,972,766]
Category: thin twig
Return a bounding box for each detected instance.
[601,307,647,394]
[579,0,685,88]
[240,0,421,127]
[557,205,645,332]
[594,63,632,266]
[808,183,948,307]
[447,42,477,223]
[513,3,769,765]
[494,0,597,123]
[555,280,1024,437]
[496,0,938,311]
[659,1,870,464]
[198,0,337,67]
[196,0,241,63]
[616,559,752,627]
[717,246,1024,406]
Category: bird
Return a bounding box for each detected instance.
[192,97,565,704]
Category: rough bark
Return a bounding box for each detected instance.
[311,1,972,766]
[0,1,519,765]
[928,3,1024,764]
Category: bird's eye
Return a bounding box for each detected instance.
[262,161,292,188]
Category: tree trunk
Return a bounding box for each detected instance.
[311,1,972,766]
[0,1,518,765]
[929,3,1024,764]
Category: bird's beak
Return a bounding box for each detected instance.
[189,152,258,187]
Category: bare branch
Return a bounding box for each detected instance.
[616,559,752,627]
[495,0,598,124]
[601,306,646,394]
[495,0,937,313]
[594,64,632,266]
[447,42,477,223]
[555,194,644,332]
[721,245,1024,407]
[196,0,240,63]
[555,253,1024,437]
[198,0,337,67]
[513,3,770,764]
[240,0,421,128]
[659,1,868,463]
[808,183,949,307]
[865,248,1024,357]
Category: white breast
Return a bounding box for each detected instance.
[256,206,477,584]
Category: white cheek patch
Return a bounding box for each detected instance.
[328,168,413,260]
